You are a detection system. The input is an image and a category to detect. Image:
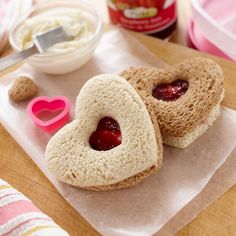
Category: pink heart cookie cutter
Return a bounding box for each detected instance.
[27,96,71,133]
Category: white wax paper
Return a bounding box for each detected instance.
[0,29,236,236]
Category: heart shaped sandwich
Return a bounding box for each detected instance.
[120,57,224,148]
[45,74,163,191]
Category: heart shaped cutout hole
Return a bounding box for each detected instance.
[89,116,122,151]
[36,109,64,122]
[152,80,189,101]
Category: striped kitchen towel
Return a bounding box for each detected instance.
[0,179,69,236]
[0,0,32,52]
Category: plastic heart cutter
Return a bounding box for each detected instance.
[27,96,71,132]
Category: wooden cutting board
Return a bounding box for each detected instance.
[0,32,236,236]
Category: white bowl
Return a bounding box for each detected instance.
[9,0,102,74]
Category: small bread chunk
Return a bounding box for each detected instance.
[8,76,38,102]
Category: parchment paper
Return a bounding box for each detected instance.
[0,29,236,236]
[158,147,236,236]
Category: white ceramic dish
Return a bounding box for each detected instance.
[9,0,102,74]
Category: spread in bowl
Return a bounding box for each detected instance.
[9,0,102,74]
[14,8,95,54]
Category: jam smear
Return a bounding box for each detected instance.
[152,80,189,101]
[89,117,122,151]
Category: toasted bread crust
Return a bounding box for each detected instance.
[120,57,224,138]
[80,98,163,191]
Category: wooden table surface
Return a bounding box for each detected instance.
[1,1,236,236]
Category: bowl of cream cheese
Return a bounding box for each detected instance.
[9,0,102,74]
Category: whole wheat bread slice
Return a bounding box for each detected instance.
[45,75,163,191]
[120,57,224,148]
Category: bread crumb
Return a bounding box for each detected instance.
[8,76,38,102]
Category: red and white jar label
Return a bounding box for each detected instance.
[107,0,176,33]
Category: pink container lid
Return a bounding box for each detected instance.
[187,19,231,60]
[191,0,236,61]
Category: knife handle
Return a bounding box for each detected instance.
[0,46,37,72]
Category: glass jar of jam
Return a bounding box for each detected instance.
[107,0,177,39]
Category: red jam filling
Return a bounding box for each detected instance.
[89,117,122,151]
[152,80,189,101]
